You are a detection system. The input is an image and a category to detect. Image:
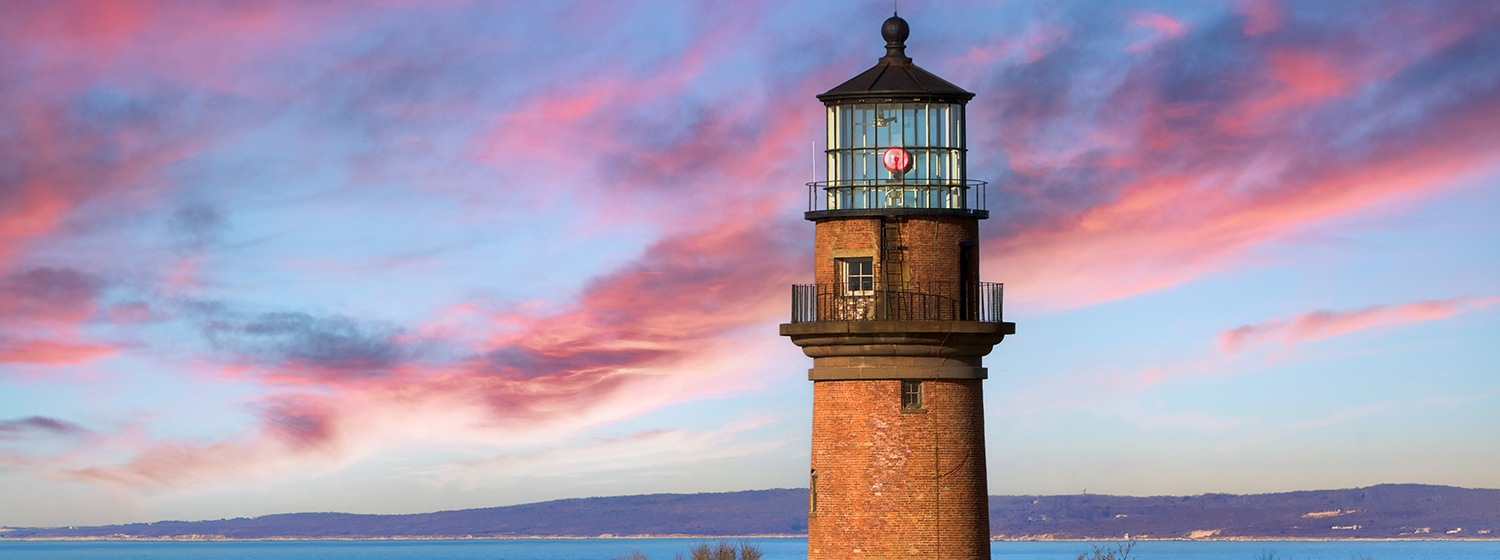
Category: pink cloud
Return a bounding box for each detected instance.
[1265,48,1352,98]
[1239,0,1283,36]
[1126,12,1187,52]
[2,2,820,490]
[951,24,1071,68]
[106,302,163,324]
[0,102,211,277]
[57,206,802,488]
[1219,296,1499,353]
[1133,13,1187,38]
[984,8,1500,310]
[54,339,773,489]
[0,1,363,94]
[0,268,116,368]
[474,86,815,226]
[5,0,159,52]
[1214,48,1355,134]
[467,15,822,233]
[988,142,1499,310]
[0,268,101,325]
[0,339,116,365]
[1001,296,1497,420]
[0,2,433,275]
[482,221,797,363]
[56,361,781,489]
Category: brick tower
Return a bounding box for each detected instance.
[781,14,1015,560]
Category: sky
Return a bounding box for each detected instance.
[1,0,1498,528]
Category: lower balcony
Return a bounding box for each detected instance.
[790,281,1003,323]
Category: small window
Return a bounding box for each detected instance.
[901,380,923,409]
[840,257,874,295]
[809,470,819,515]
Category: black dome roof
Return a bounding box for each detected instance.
[817,15,974,104]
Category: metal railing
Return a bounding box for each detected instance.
[791,281,1003,323]
[805,179,988,213]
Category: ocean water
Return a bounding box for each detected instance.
[1,537,1497,560]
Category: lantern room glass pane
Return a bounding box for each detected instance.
[826,106,835,159]
[915,107,926,145]
[954,107,962,148]
[902,108,916,146]
[846,109,856,147]
[824,101,969,209]
[930,105,945,147]
[861,108,875,147]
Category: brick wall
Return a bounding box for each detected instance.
[808,378,990,560]
[813,217,880,285]
[814,216,980,286]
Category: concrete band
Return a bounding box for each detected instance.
[808,366,988,380]
[780,320,1014,336]
[781,322,1014,375]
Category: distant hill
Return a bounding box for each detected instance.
[3,484,1496,540]
[0,489,809,539]
[992,484,1499,540]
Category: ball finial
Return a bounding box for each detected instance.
[882,15,909,46]
[881,15,909,60]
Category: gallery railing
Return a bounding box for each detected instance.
[805,179,987,213]
[790,281,1003,323]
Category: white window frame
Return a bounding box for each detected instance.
[839,257,874,296]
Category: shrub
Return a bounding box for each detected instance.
[613,540,762,560]
[677,541,763,560]
[1077,540,1135,560]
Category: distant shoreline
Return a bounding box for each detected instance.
[6,485,1495,544]
[3,534,1497,543]
[0,534,807,542]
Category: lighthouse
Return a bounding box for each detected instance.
[781,14,1014,560]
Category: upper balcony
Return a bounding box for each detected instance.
[804,179,989,220]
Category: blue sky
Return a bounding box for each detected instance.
[1,0,1498,527]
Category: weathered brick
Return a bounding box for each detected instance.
[799,212,997,560]
[808,379,989,560]
[813,216,980,287]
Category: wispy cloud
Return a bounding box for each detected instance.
[1219,296,1500,353]
[977,1,1500,310]
[42,209,801,489]
[1126,12,1187,52]
[435,415,787,485]
[0,338,116,365]
[1219,387,1500,451]
[0,268,117,365]
[0,416,92,440]
[197,309,416,381]
[1237,0,1283,37]
[1004,295,1495,426]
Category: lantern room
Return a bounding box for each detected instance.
[809,15,985,218]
